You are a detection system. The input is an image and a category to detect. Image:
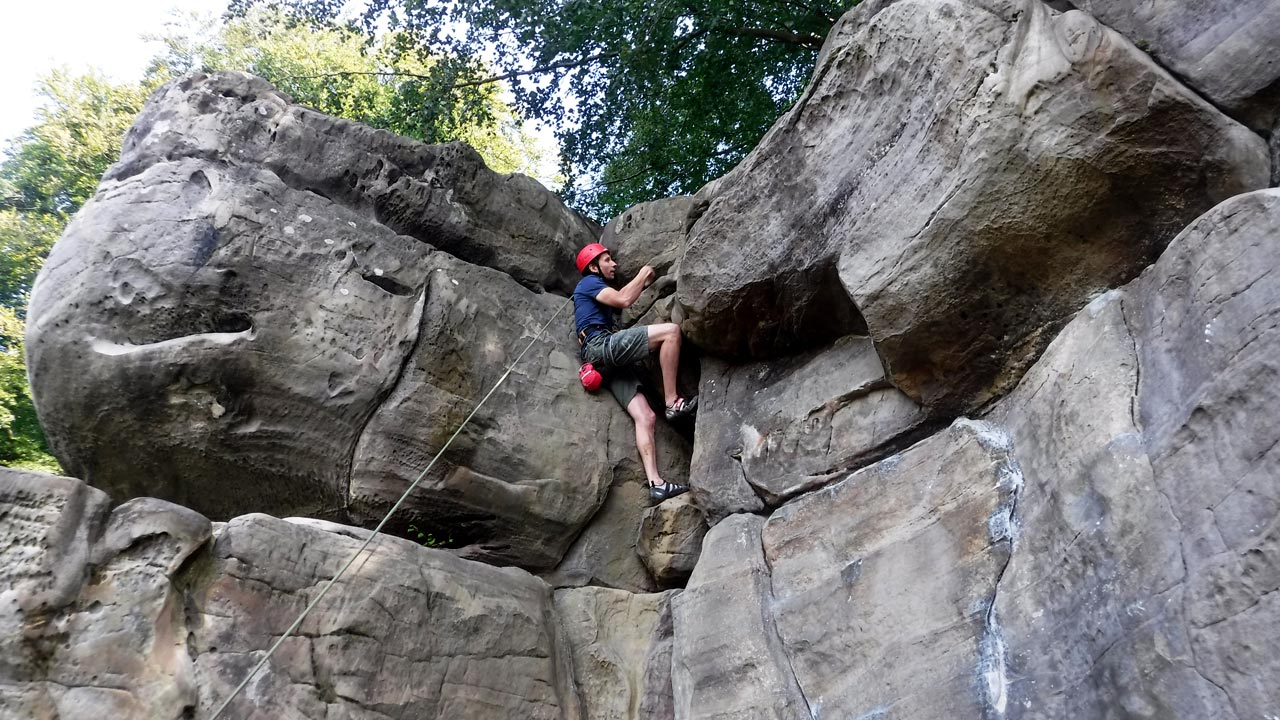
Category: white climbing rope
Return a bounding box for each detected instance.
[208,299,571,719]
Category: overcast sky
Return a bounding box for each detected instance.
[0,0,229,145]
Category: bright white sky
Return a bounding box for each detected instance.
[0,0,230,145]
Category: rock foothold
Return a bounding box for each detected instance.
[677,0,1270,412]
[636,493,707,586]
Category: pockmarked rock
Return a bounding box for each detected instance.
[677,0,1270,411]
[189,514,580,720]
[0,469,208,720]
[26,72,622,568]
[0,468,597,720]
[27,157,428,520]
[690,335,926,520]
[112,72,597,293]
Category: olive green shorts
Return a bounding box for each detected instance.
[582,327,651,407]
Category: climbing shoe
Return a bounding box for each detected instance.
[664,396,698,422]
[649,482,690,504]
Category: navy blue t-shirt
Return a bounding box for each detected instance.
[573,275,617,340]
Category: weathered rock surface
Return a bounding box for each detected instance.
[670,514,809,720]
[542,411,691,591]
[190,514,580,719]
[974,188,1280,717]
[690,336,927,520]
[667,190,1280,718]
[345,253,617,569]
[112,72,597,293]
[761,418,1020,718]
[677,0,1270,411]
[0,471,206,720]
[25,71,634,569]
[636,494,706,587]
[0,467,674,720]
[1070,0,1280,133]
[554,587,677,720]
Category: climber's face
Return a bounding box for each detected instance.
[593,252,618,281]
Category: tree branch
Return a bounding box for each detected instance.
[712,25,826,48]
[274,51,617,91]
[450,51,618,89]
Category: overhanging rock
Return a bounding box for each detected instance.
[677,0,1270,412]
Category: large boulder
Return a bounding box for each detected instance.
[1069,0,1280,134]
[344,252,618,569]
[670,514,810,719]
[110,72,597,293]
[758,418,1021,717]
[636,494,707,587]
[677,0,1270,411]
[25,72,625,568]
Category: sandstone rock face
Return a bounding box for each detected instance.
[980,188,1280,717]
[670,514,810,719]
[1070,0,1280,133]
[25,72,628,569]
[670,190,1280,718]
[554,587,677,720]
[0,470,209,719]
[345,252,616,569]
[189,514,579,719]
[112,72,597,293]
[690,336,927,520]
[677,0,1270,411]
[763,419,1020,717]
[1025,188,1278,716]
[636,494,706,587]
[0,467,698,720]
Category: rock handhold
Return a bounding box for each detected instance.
[677,0,1270,412]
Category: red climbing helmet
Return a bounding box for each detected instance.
[575,243,610,275]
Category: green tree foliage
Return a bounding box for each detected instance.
[0,307,58,472]
[0,70,154,310]
[151,9,557,178]
[236,0,849,218]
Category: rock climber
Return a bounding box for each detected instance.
[573,242,697,504]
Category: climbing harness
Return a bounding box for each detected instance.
[208,299,571,720]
